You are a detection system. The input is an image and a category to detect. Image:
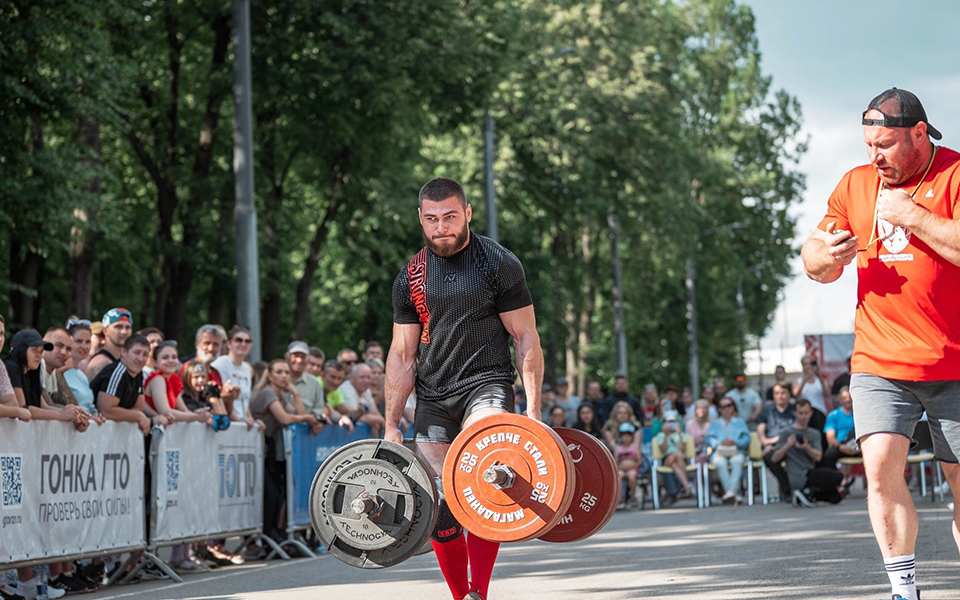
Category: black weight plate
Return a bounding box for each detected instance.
[309,439,438,569]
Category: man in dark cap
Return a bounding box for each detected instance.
[801,88,960,600]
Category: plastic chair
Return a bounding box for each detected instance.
[745,432,768,506]
[837,452,942,501]
[651,434,702,509]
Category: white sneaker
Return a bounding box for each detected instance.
[14,578,66,599]
[721,490,735,502]
[792,489,816,508]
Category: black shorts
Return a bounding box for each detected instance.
[414,381,515,444]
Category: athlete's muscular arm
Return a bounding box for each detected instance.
[801,221,859,283]
[500,305,544,421]
[877,188,960,267]
[384,323,420,444]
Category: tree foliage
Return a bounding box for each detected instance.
[0,0,805,393]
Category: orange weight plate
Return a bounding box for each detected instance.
[539,428,620,543]
[442,413,575,542]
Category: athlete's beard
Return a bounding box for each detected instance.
[423,223,470,258]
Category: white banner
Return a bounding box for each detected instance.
[0,420,145,565]
[151,422,263,544]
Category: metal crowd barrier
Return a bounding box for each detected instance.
[0,421,147,571]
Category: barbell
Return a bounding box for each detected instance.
[309,413,620,569]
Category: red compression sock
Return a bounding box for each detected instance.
[467,532,500,599]
[432,535,470,599]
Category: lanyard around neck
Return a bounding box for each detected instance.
[864,145,937,251]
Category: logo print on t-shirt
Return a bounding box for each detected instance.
[444,273,456,283]
[877,217,911,254]
[407,248,432,344]
[925,188,934,198]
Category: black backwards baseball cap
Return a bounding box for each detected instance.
[862,88,942,140]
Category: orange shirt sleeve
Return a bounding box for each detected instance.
[817,171,853,234]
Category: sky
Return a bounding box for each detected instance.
[739,0,960,353]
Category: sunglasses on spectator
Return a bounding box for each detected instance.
[156,340,177,349]
[719,403,734,409]
[341,359,357,365]
[66,318,92,328]
[232,337,252,344]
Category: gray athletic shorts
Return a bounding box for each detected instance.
[850,373,960,463]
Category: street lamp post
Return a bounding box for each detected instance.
[686,222,745,397]
[686,254,700,396]
[736,260,773,373]
[484,110,498,243]
[737,276,745,372]
[608,212,628,377]
[232,0,262,362]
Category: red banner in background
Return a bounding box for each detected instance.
[804,333,855,389]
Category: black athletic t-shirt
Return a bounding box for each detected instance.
[393,234,533,402]
[90,360,144,409]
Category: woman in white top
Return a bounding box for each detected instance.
[792,355,832,415]
[211,325,260,429]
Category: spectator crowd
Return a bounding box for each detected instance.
[0,307,915,598]
[0,308,399,599]
[543,359,871,511]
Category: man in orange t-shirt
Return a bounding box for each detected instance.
[802,88,960,600]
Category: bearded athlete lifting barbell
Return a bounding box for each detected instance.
[309,178,616,583]
[382,177,545,600]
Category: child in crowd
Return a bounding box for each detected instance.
[654,410,694,500]
[615,422,642,510]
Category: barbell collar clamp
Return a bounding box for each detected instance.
[482,462,516,490]
[351,492,382,516]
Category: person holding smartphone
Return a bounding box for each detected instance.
[768,398,843,508]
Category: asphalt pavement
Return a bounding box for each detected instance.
[82,487,958,600]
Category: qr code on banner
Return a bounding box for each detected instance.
[1,454,23,508]
[165,450,180,493]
